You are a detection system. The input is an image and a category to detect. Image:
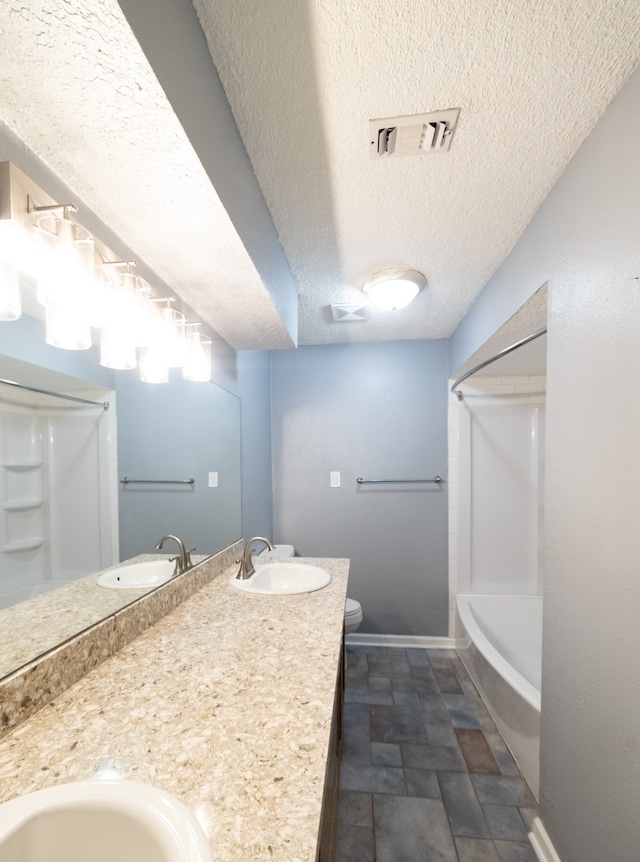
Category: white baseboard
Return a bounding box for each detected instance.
[529,818,562,862]
[345,633,458,649]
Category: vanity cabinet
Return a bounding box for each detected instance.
[317,636,345,862]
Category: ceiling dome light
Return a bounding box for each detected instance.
[363,268,426,311]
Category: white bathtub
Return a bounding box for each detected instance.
[456,594,542,798]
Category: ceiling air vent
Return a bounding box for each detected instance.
[369,108,460,159]
[330,304,369,322]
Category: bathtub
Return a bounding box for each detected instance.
[456,594,542,798]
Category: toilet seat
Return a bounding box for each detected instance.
[344,598,363,633]
[345,598,362,618]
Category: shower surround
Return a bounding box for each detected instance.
[448,374,546,796]
[0,394,117,608]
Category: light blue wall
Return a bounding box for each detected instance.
[0,311,243,562]
[116,371,241,559]
[0,309,114,389]
[271,340,449,636]
[237,350,273,541]
[449,65,640,862]
[448,61,639,373]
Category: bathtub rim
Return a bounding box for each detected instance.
[456,593,541,713]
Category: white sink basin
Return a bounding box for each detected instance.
[0,780,212,862]
[97,560,175,590]
[230,562,331,595]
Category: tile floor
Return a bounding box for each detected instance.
[337,646,538,862]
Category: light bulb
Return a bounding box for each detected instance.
[0,261,21,321]
[139,345,169,384]
[183,327,212,382]
[100,328,137,370]
[37,216,96,349]
[45,302,92,350]
[164,307,187,367]
[363,269,426,311]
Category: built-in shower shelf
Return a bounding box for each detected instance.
[2,461,42,470]
[3,538,44,552]
[3,500,43,511]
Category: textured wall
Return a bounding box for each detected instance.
[541,71,640,862]
[271,340,449,636]
[116,371,241,560]
[237,350,274,541]
[453,66,640,861]
[0,312,114,390]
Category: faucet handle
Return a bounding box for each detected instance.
[185,548,195,568]
[168,555,181,577]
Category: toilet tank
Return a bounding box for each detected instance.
[258,544,295,559]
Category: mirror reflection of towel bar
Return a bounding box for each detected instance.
[120,477,195,485]
[356,476,443,485]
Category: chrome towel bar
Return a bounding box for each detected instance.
[120,477,195,485]
[356,476,443,485]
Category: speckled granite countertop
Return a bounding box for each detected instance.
[0,557,349,861]
[0,554,209,678]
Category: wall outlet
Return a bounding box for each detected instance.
[208,472,219,488]
[330,471,341,488]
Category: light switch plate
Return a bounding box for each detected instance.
[330,471,341,488]
[208,472,219,488]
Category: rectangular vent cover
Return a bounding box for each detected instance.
[369,108,460,159]
[330,304,369,322]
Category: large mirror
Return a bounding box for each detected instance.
[0,299,241,679]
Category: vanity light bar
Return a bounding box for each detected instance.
[0,162,124,276]
[0,161,215,383]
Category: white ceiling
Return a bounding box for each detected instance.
[1,1,640,350]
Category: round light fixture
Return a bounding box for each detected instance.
[363,268,426,311]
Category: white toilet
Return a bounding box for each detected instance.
[344,597,363,634]
[259,543,363,633]
[258,543,296,560]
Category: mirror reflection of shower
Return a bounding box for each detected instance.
[0,372,115,612]
[0,348,241,684]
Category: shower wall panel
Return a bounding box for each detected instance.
[469,402,545,595]
[46,411,112,581]
[0,400,114,606]
[0,406,46,598]
[449,377,546,608]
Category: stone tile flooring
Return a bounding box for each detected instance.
[337,646,538,862]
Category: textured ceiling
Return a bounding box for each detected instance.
[1,2,640,350]
[0,0,292,349]
[194,0,640,344]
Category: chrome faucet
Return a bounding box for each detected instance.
[236,536,274,580]
[155,534,194,576]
